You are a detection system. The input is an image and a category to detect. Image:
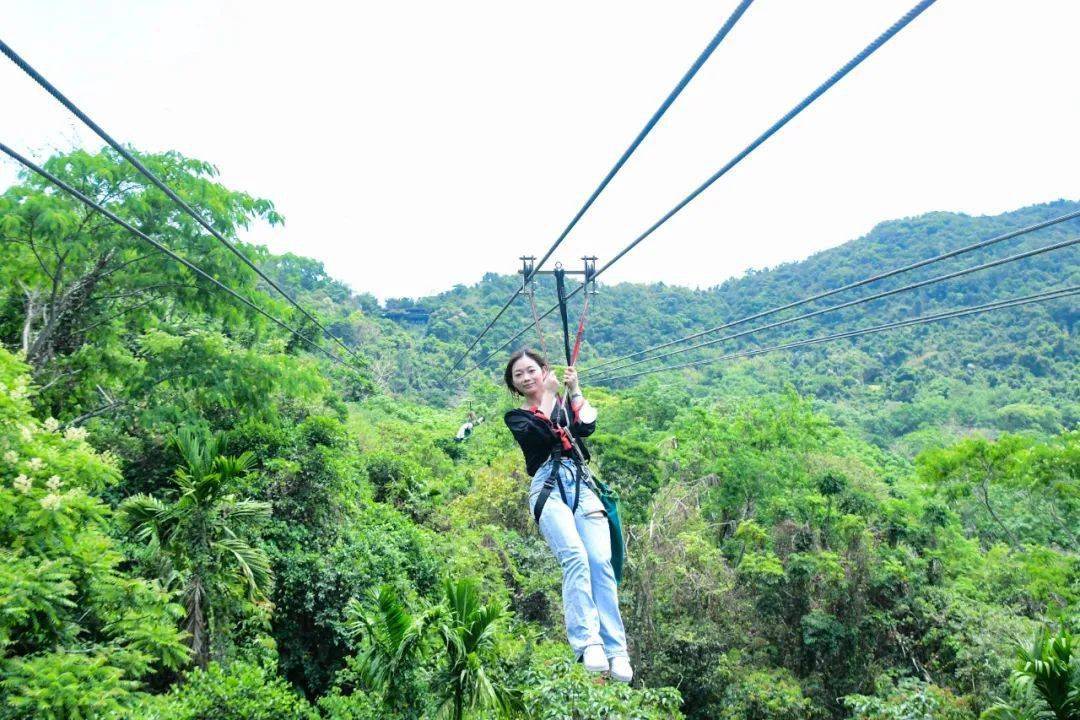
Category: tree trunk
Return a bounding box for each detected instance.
[23,250,114,372]
[185,574,209,669]
[453,684,464,720]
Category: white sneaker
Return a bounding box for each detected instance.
[582,645,609,674]
[609,656,633,683]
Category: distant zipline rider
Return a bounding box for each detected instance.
[502,262,632,683]
[453,411,484,443]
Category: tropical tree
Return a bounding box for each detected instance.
[0,148,283,419]
[982,627,1080,720]
[918,435,1031,548]
[343,584,435,714]
[341,578,518,720]
[432,577,520,720]
[119,426,272,668]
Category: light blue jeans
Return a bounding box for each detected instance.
[529,457,628,660]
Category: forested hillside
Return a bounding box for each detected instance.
[1,148,1076,720]
[376,201,1079,455]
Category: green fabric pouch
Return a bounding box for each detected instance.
[589,472,624,586]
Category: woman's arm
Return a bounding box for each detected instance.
[563,367,597,424]
[569,390,596,424]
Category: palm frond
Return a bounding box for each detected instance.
[213,450,257,482]
[345,585,434,702]
[221,499,273,523]
[174,426,212,482]
[117,494,172,544]
[213,536,273,598]
[342,596,371,641]
[992,626,1080,719]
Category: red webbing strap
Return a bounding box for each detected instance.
[528,405,573,452]
[527,289,548,355]
[569,291,591,367]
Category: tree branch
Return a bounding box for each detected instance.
[73,297,160,334]
[65,368,201,428]
[95,252,157,284]
[37,367,85,393]
[977,461,1018,548]
[19,280,40,354]
[93,283,201,302]
[25,223,57,285]
[66,398,132,427]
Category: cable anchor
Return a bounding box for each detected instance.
[518,256,537,296]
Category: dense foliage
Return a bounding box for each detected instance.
[1,148,1076,719]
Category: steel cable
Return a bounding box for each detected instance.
[0,38,366,367]
[586,233,1080,381]
[1,142,360,372]
[594,285,1080,384]
[440,0,756,381]
[584,208,1080,376]
[454,0,937,384]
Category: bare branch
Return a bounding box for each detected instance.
[65,398,130,427]
[96,384,115,405]
[37,367,84,393]
[19,280,40,354]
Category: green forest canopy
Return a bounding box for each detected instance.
[0,148,1076,719]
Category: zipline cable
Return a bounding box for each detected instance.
[584,208,1080,376]
[593,285,1080,384]
[586,233,1080,380]
[439,0,756,382]
[593,0,936,279]
[0,142,360,372]
[0,38,366,368]
[456,287,566,383]
[453,0,937,384]
[531,0,755,277]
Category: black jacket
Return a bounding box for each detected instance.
[504,397,596,476]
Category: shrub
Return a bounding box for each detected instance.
[139,660,317,720]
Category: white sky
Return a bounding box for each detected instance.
[2,1,1078,302]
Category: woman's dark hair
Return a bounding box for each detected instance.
[504,348,549,395]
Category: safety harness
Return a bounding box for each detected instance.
[529,398,585,524]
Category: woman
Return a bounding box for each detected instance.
[502,348,632,683]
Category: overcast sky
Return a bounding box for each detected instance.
[3,1,1078,301]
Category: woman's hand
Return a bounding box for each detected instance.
[542,368,560,393]
[562,366,580,393]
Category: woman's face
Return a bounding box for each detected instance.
[511,355,545,395]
